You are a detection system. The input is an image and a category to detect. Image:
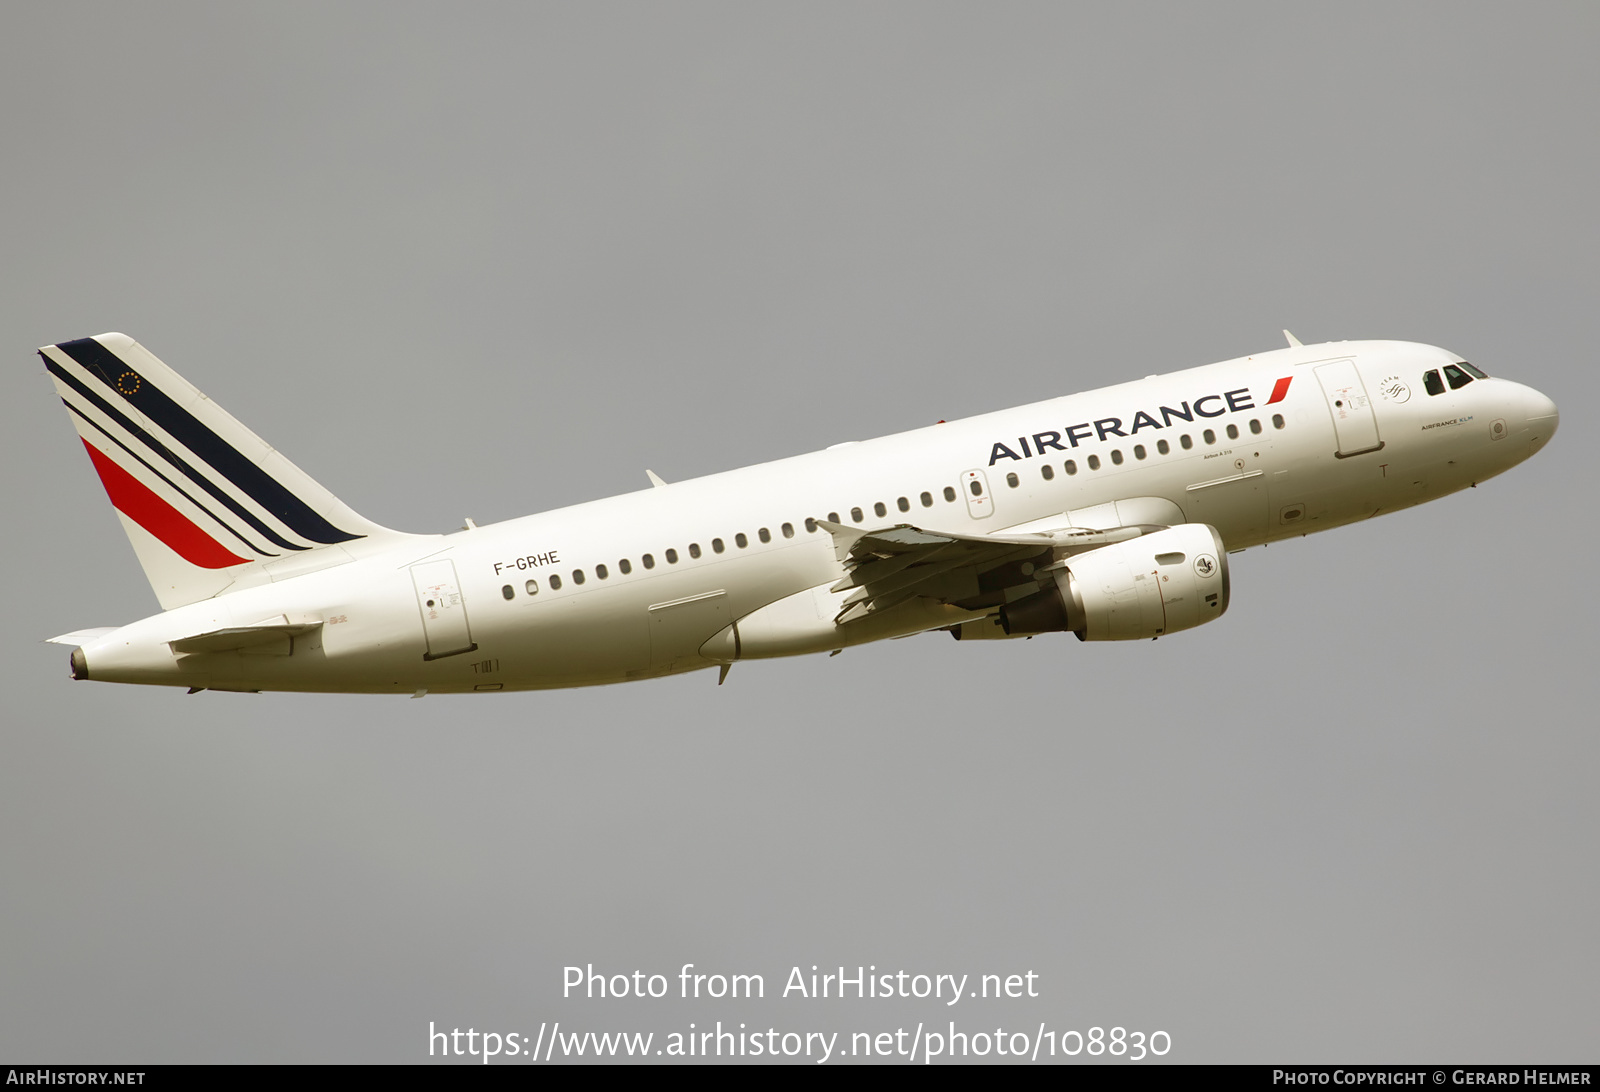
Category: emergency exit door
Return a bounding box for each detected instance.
[961,469,993,519]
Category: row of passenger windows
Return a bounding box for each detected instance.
[501,523,797,599]
[1423,362,1487,396]
[1001,415,1286,485]
[498,493,974,599]
[497,413,1288,600]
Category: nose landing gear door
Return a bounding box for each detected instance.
[411,559,478,661]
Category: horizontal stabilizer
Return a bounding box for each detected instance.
[47,627,120,646]
[169,617,322,656]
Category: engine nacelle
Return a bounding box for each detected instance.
[1001,524,1229,641]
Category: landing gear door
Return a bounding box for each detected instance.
[1315,359,1384,457]
[961,469,994,519]
[411,559,478,661]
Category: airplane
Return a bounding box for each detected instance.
[37,331,1558,695]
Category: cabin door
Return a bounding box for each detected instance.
[1315,359,1384,457]
[411,559,478,660]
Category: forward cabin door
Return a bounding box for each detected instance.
[411,559,478,660]
[1315,359,1383,457]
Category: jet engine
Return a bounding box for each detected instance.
[999,523,1229,641]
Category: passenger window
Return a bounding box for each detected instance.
[735,533,748,548]
[758,528,771,543]
[665,549,678,564]
[969,480,982,496]
[1040,464,1054,481]
[688,543,701,559]
[804,518,817,533]
[1065,460,1077,475]
[1226,423,1239,440]
[501,584,514,600]
[1249,419,1262,435]
[1444,364,1473,390]
[1459,361,1488,379]
[920,492,933,507]
[943,487,957,502]
[526,579,539,594]
[1110,450,1123,465]
[1157,439,1170,455]
[1203,429,1216,445]
[1133,445,1146,460]
[897,496,910,512]
[596,563,609,579]
[549,574,563,590]
[782,523,794,538]
[851,507,864,523]
[572,569,585,585]
[874,501,886,517]
[1087,454,1101,470]
[642,554,655,569]
[1181,434,1194,449]
[711,538,724,554]
[1272,414,1285,429]
[1423,369,1445,396]
[1005,472,1019,487]
[618,560,631,575]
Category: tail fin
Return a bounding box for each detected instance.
[40,333,418,609]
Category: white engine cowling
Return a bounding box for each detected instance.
[1001,523,1229,640]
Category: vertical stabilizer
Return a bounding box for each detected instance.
[39,333,419,609]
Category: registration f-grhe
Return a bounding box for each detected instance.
[38,331,1558,694]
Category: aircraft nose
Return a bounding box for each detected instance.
[1524,385,1559,447]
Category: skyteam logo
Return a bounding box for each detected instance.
[985,377,1293,466]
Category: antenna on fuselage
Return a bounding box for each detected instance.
[1283,329,1303,348]
[646,469,668,488]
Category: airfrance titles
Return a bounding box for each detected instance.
[986,386,1263,467]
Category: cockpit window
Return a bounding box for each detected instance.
[1423,369,1445,396]
[1458,361,1488,379]
[1444,364,1474,390]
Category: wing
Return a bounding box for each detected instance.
[817,519,1151,625]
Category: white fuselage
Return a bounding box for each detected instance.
[76,340,1558,694]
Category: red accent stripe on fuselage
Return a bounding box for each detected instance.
[82,440,249,569]
[1266,376,1293,404]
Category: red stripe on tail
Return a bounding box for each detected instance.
[1266,376,1293,404]
[82,441,249,569]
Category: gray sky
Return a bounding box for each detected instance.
[2,2,1595,1064]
